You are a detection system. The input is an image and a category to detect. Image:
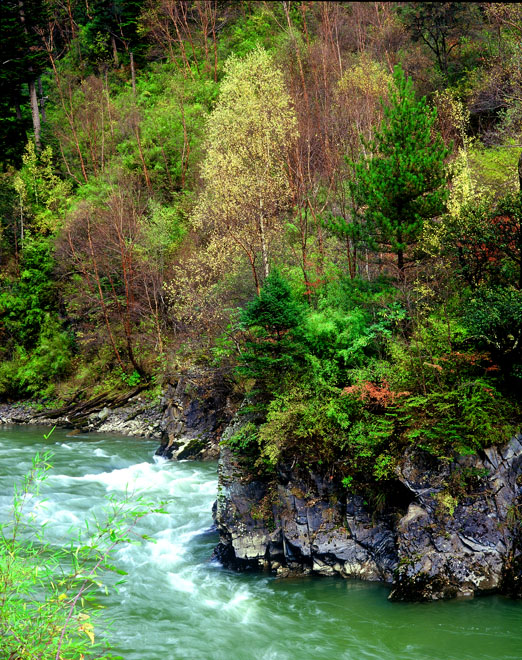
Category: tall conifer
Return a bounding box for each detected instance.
[350,65,449,280]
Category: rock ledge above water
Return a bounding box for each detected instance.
[214,423,522,601]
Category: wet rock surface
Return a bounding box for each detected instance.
[214,421,522,601]
[389,440,522,601]
[0,394,164,438]
[154,369,237,460]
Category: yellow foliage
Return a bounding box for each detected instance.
[335,55,392,154]
[337,55,392,101]
[193,47,297,286]
[78,613,95,645]
[13,142,72,235]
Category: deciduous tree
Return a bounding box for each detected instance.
[194,47,297,292]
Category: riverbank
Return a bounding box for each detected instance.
[0,396,164,438]
[0,368,239,460]
[214,412,522,602]
[2,425,522,660]
[3,374,521,603]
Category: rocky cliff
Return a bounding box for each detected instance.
[154,369,238,460]
[214,418,522,601]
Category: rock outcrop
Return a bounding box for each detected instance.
[0,368,238,458]
[155,369,238,460]
[214,420,522,601]
[0,387,164,438]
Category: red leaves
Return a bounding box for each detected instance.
[342,380,410,409]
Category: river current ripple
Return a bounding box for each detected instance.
[0,426,521,660]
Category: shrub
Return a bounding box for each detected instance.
[463,285,522,377]
[0,314,73,399]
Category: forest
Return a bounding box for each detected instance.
[1,0,522,489]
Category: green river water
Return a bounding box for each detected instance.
[0,426,521,660]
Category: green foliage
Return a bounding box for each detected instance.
[117,368,142,387]
[238,270,306,387]
[194,46,297,289]
[226,5,283,57]
[0,448,166,659]
[0,314,72,398]
[400,379,515,455]
[233,264,519,484]
[13,142,71,235]
[225,421,259,455]
[0,233,73,397]
[117,69,217,196]
[468,141,520,195]
[240,270,304,338]
[0,237,59,348]
[463,286,522,374]
[350,65,450,275]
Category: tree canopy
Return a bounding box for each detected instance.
[194,47,297,292]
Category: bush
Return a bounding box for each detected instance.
[0,314,73,399]
[238,270,306,389]
[0,237,57,349]
[400,379,516,455]
[463,285,522,377]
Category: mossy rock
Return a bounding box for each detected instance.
[177,437,208,460]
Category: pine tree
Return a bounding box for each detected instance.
[350,65,450,280]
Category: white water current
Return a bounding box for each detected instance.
[1,426,521,660]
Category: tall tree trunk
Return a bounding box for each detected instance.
[38,76,46,122]
[259,200,269,279]
[111,34,119,66]
[130,51,136,96]
[29,78,41,151]
[397,248,404,282]
[18,0,41,151]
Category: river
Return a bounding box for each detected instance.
[0,426,521,660]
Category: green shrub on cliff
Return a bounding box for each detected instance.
[238,269,306,389]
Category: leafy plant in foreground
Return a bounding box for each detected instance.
[0,443,165,660]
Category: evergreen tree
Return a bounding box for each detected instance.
[239,270,305,388]
[350,65,450,280]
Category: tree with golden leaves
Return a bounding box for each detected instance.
[194,47,298,293]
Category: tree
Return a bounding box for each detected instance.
[58,179,158,376]
[239,269,305,388]
[194,47,298,293]
[0,0,49,158]
[350,65,449,281]
[399,2,480,78]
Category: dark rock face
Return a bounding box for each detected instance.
[214,440,403,582]
[390,440,522,600]
[214,424,522,601]
[155,370,237,460]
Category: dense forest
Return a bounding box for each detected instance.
[1,0,522,489]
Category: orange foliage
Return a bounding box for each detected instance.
[342,380,410,408]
